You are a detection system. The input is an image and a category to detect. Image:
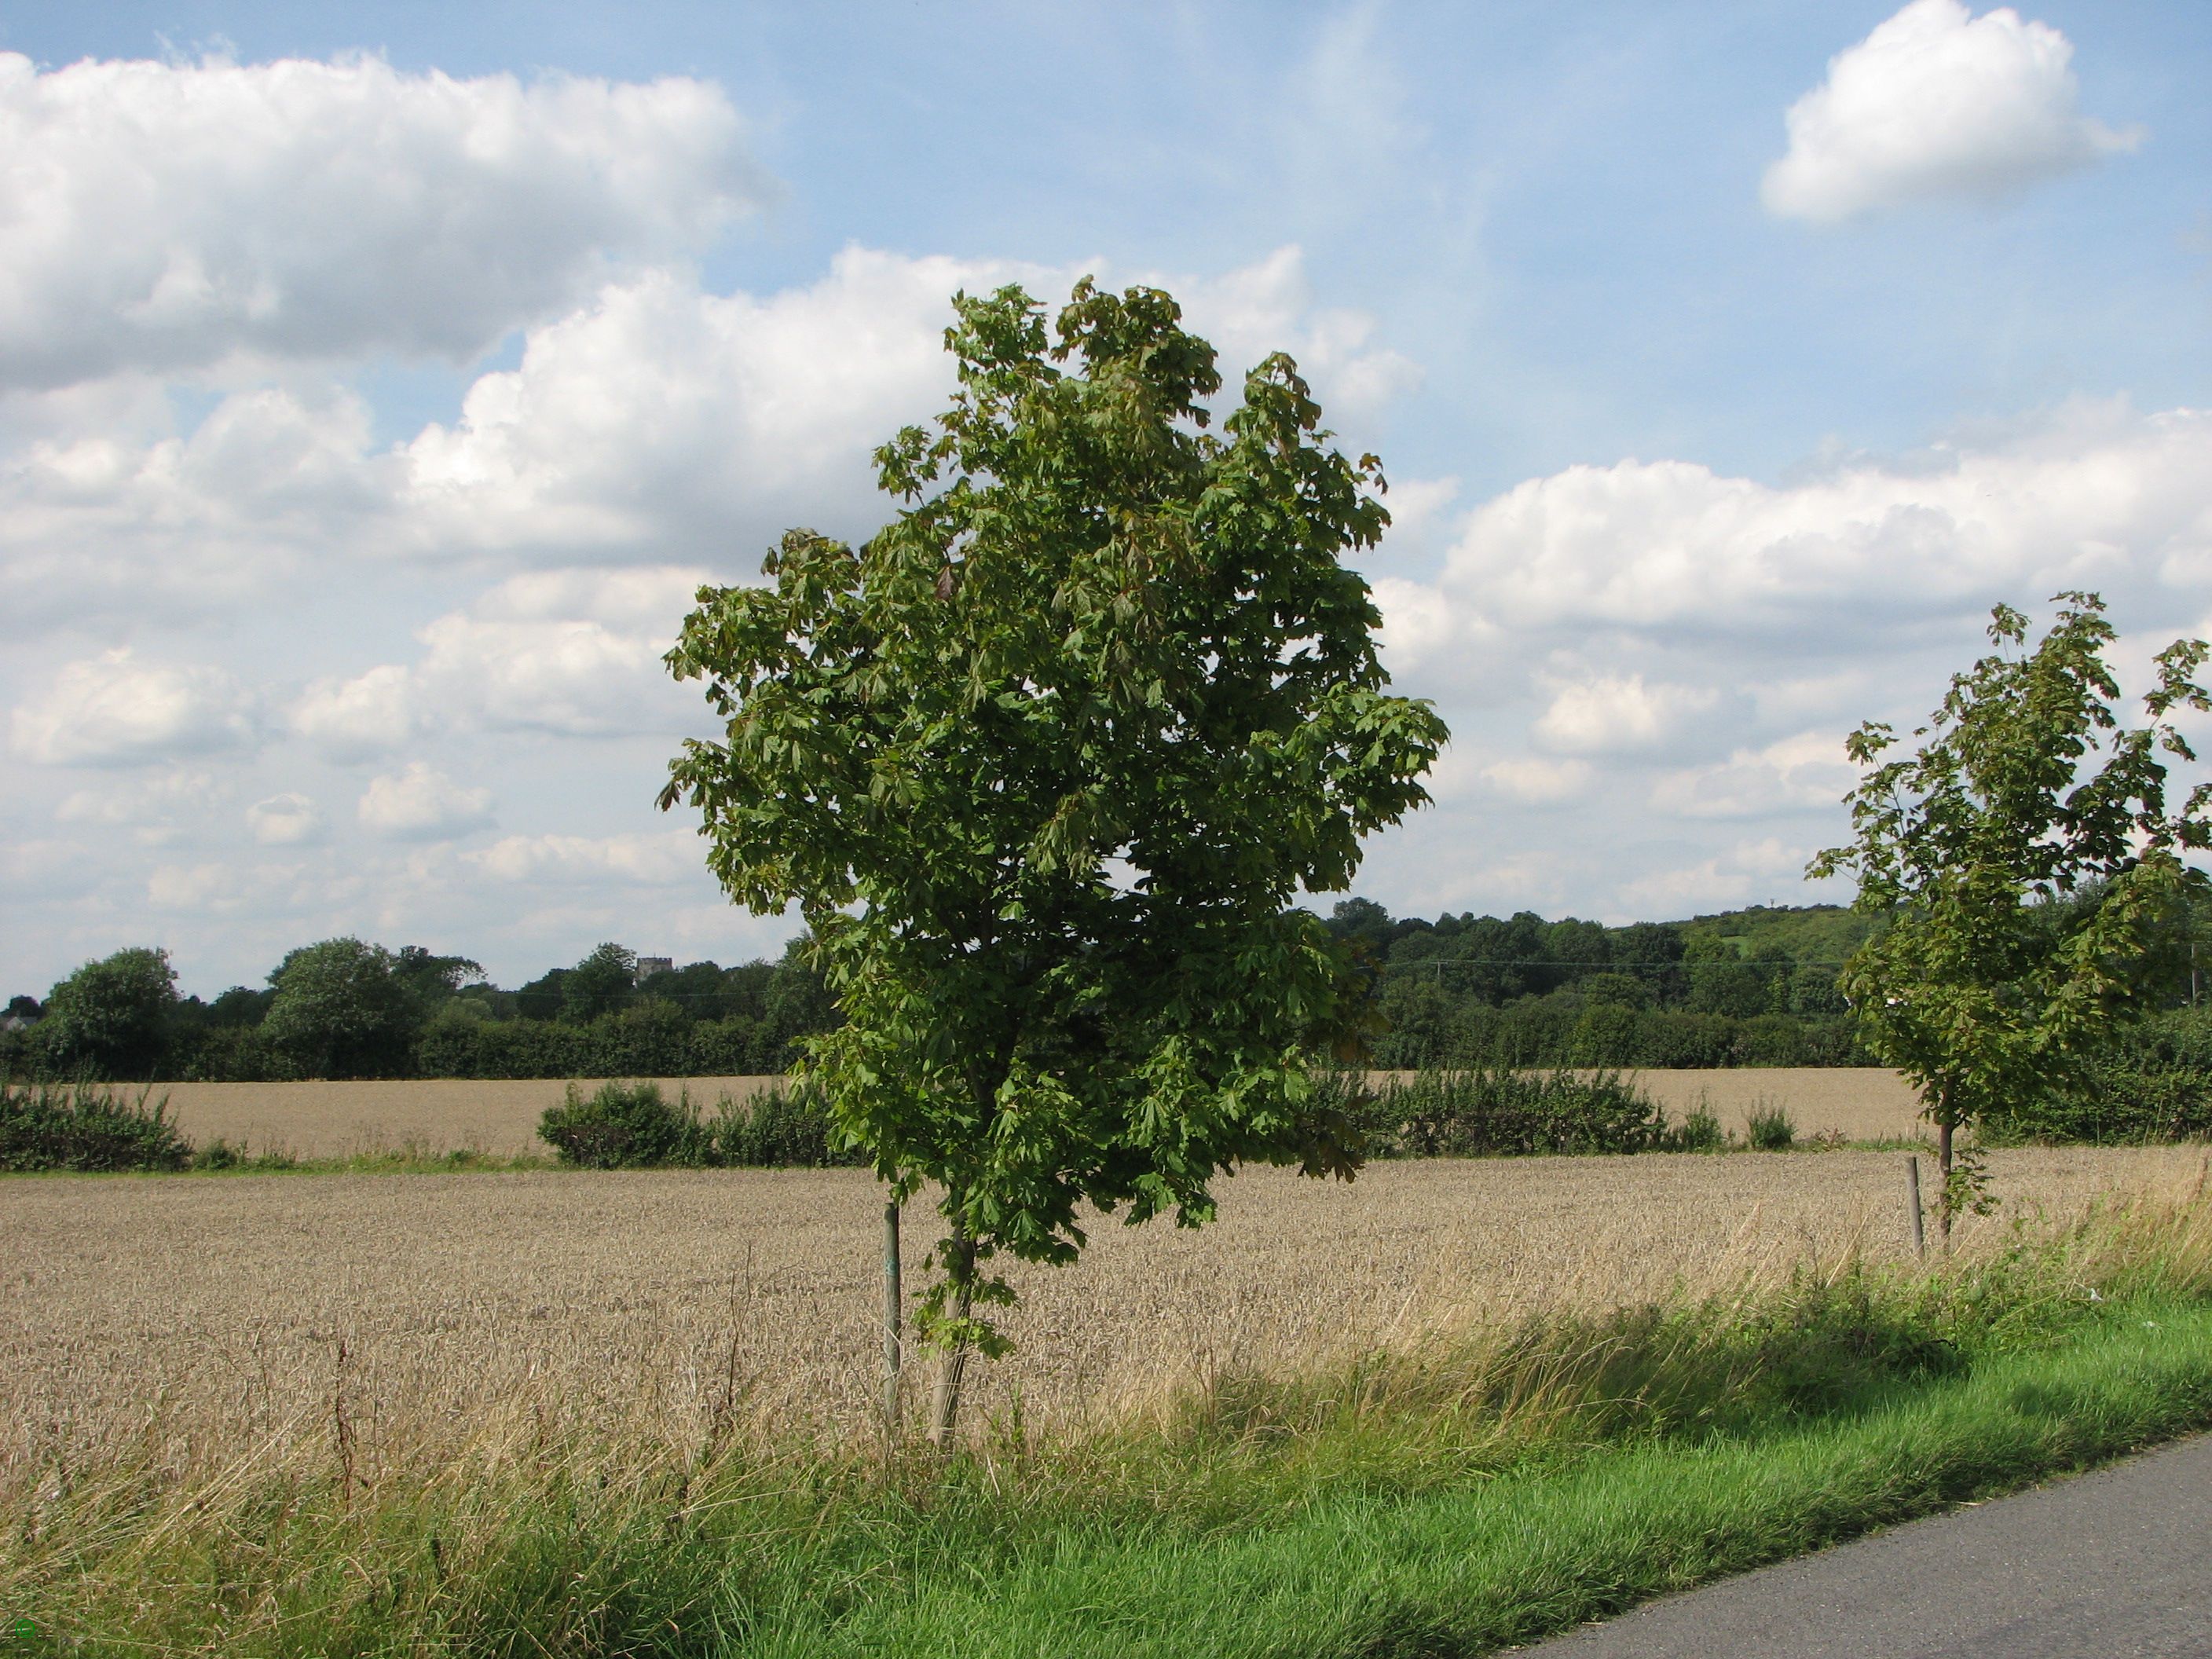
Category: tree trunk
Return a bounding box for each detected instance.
[928,1218,976,1448]
[881,1199,902,1433]
[1937,1115,1955,1250]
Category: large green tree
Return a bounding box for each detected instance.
[38,947,178,1079]
[663,278,1446,1434]
[263,938,423,1078]
[1809,593,2211,1229]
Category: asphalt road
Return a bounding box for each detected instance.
[1518,1433,2212,1657]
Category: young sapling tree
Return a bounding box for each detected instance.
[1809,593,2210,1235]
[661,279,1446,1438]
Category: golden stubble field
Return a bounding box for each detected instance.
[5,1144,2204,1500]
[148,1068,1930,1159]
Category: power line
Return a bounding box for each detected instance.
[1377,958,1851,975]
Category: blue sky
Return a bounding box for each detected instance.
[2,2,2208,997]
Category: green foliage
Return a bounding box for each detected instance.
[535,1079,867,1169]
[1671,1103,1726,1152]
[0,1082,192,1171]
[1351,1068,1670,1158]
[1986,1061,2212,1145]
[1746,1102,1796,1151]
[662,277,1447,1343]
[35,947,178,1079]
[560,943,639,1023]
[1811,594,2212,1166]
[262,938,424,1079]
[705,1082,866,1167]
[537,1081,701,1168]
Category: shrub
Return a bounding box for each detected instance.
[0,1083,192,1172]
[704,1082,865,1167]
[1986,1066,2212,1146]
[1362,1068,1668,1158]
[1746,1102,1796,1151]
[537,1082,705,1168]
[193,1137,298,1172]
[1664,1103,1727,1152]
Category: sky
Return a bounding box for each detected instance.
[2,0,2209,998]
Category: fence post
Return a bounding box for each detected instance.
[1905,1155,1927,1262]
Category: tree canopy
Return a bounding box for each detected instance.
[38,947,177,1079]
[263,938,426,1079]
[662,278,1446,1354]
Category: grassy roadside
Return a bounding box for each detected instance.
[803,1301,2212,1658]
[8,1198,2212,1657]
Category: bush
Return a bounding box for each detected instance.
[1664,1104,1727,1152]
[536,1079,870,1169]
[0,1083,192,1172]
[537,1082,705,1168]
[1987,1065,2212,1146]
[1358,1068,1668,1158]
[1746,1101,1796,1151]
[704,1082,865,1167]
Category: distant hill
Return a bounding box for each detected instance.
[1677,904,1868,966]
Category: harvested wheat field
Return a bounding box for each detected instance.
[150,1068,1928,1160]
[148,1075,786,1158]
[1614,1068,1926,1140]
[5,1146,2203,1500]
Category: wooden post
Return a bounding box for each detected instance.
[1905,1155,1926,1261]
[881,1200,902,1432]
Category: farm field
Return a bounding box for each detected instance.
[143,1066,1928,1159]
[4,1144,2201,1500]
[144,1074,787,1157]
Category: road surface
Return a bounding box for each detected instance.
[1518,1433,2212,1657]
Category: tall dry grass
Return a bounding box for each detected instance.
[7,1150,2212,1656]
[5,1145,2206,1509]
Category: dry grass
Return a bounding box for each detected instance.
[151,1068,1929,1160]
[5,1144,2205,1505]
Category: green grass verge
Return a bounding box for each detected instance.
[791,1302,2212,1658]
[9,1211,2212,1657]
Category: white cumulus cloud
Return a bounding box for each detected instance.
[471,830,701,887]
[292,664,426,762]
[1763,0,2141,223]
[1481,756,1593,804]
[357,762,493,841]
[1649,732,1860,819]
[1534,674,1717,755]
[1432,401,2212,637]
[247,793,325,845]
[0,51,766,388]
[10,649,258,766]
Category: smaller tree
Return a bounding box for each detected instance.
[264,939,420,1078]
[1809,594,2211,1230]
[560,943,638,1024]
[38,947,178,1079]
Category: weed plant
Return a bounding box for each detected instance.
[1747,1102,1797,1151]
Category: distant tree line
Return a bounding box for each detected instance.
[0,938,837,1082]
[1322,897,1870,1068]
[10,894,2210,1084]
